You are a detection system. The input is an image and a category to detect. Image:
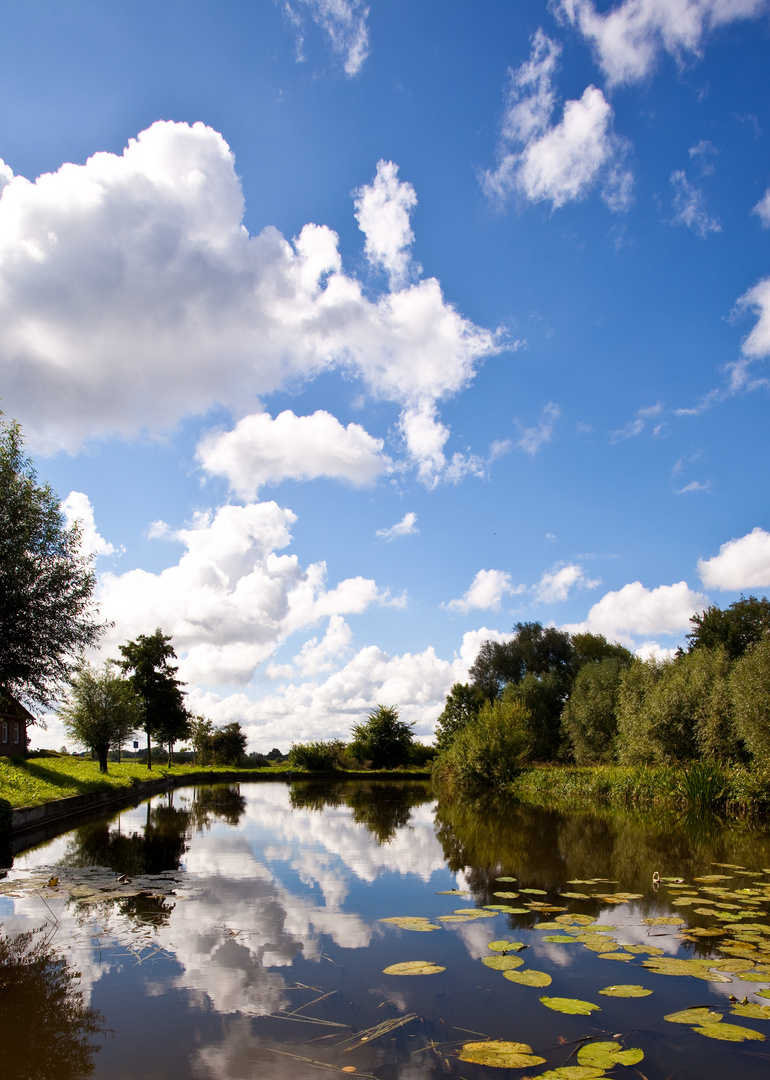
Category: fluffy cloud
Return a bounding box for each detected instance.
[697,527,770,590]
[484,30,632,211]
[285,0,370,75]
[558,0,767,86]
[60,490,120,558]
[610,402,664,441]
[197,409,390,499]
[0,121,498,467]
[754,189,770,227]
[354,159,419,288]
[670,170,721,237]
[737,277,770,360]
[443,569,524,614]
[95,500,396,687]
[267,614,353,678]
[533,562,601,603]
[564,580,707,645]
[376,511,418,540]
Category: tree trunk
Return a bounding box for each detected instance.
[147,729,152,770]
[97,745,109,773]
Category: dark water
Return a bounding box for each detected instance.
[3,780,770,1079]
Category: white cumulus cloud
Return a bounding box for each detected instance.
[376,511,418,540]
[443,569,525,614]
[197,409,390,499]
[61,490,121,558]
[563,580,708,645]
[697,527,770,590]
[0,122,499,473]
[483,30,632,211]
[558,0,767,86]
[354,159,419,288]
[533,562,601,604]
[754,189,770,227]
[516,402,561,455]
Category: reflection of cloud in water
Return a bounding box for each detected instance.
[455,918,498,960]
[597,904,681,956]
[534,941,577,968]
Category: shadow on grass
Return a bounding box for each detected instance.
[13,760,129,795]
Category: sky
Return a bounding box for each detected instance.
[2,0,769,752]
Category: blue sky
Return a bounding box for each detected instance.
[2,0,770,751]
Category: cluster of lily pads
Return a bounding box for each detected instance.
[378,862,770,1070]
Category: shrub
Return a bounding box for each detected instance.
[433,699,532,790]
[288,740,347,771]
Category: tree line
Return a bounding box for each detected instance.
[433,598,770,788]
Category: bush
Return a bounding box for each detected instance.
[731,639,770,764]
[349,705,414,769]
[288,740,347,771]
[433,699,532,790]
[561,656,627,764]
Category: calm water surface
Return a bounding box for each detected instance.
[3,779,770,1079]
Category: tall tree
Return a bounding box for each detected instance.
[468,622,575,700]
[0,414,104,711]
[350,705,414,769]
[118,629,188,769]
[435,682,486,750]
[60,663,143,773]
[687,596,770,660]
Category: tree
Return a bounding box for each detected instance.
[60,663,143,773]
[730,639,770,764]
[118,629,189,769]
[190,715,215,765]
[687,596,770,660]
[468,622,575,701]
[433,698,532,790]
[209,721,247,765]
[350,705,414,769]
[0,414,104,710]
[561,656,629,764]
[435,682,486,750]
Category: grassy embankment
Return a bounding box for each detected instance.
[0,756,288,810]
[506,762,770,816]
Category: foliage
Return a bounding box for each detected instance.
[433,698,532,790]
[0,413,104,710]
[677,761,726,811]
[118,629,190,767]
[502,671,565,761]
[0,926,106,1080]
[730,638,770,763]
[209,722,248,765]
[288,739,347,771]
[350,705,415,769]
[571,632,634,668]
[688,595,770,660]
[468,622,574,700]
[189,716,215,765]
[59,663,143,773]
[561,656,628,764]
[435,682,486,750]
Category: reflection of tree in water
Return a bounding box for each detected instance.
[289,780,433,844]
[434,792,770,918]
[188,784,247,830]
[0,926,106,1080]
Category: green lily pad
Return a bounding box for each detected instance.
[434,889,470,895]
[482,954,525,970]
[693,1022,764,1041]
[488,940,526,952]
[437,912,495,922]
[642,957,732,981]
[379,916,441,931]
[599,984,652,997]
[484,904,521,913]
[731,1003,770,1020]
[643,916,685,926]
[577,1041,644,1068]
[383,961,445,975]
[503,968,552,987]
[731,971,770,982]
[665,1008,723,1025]
[598,951,634,961]
[536,1069,606,1080]
[543,934,582,943]
[458,1041,546,1068]
[559,891,592,900]
[495,876,517,882]
[519,888,548,895]
[556,914,595,925]
[493,891,520,899]
[540,996,601,1015]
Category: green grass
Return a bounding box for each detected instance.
[0,756,285,809]
[506,763,770,815]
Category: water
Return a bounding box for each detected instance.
[2,779,770,1079]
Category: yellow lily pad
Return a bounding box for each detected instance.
[536,1069,606,1079]
[482,954,526,971]
[540,996,601,1015]
[488,940,526,952]
[665,1008,722,1025]
[495,876,517,882]
[503,968,552,987]
[543,934,582,943]
[598,951,634,961]
[731,1003,770,1020]
[577,1041,644,1068]
[493,891,520,899]
[379,917,440,931]
[458,1041,546,1068]
[383,961,445,975]
[599,984,652,997]
[693,1022,764,1041]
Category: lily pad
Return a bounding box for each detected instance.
[642,957,732,981]
[383,961,445,975]
[503,968,552,986]
[536,1069,606,1080]
[543,934,582,943]
[540,996,601,1015]
[577,1041,644,1068]
[693,1022,764,1041]
[434,889,470,895]
[379,917,440,931]
[665,1008,722,1025]
[457,1041,546,1068]
[482,954,525,970]
[495,876,517,882]
[559,891,592,900]
[599,984,652,997]
[519,888,548,895]
[488,940,526,952]
[493,891,520,899]
[643,916,684,926]
[598,951,634,961]
[731,1002,770,1020]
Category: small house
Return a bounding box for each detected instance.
[0,695,34,757]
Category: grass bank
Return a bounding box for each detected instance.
[506,762,770,816]
[0,756,287,810]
